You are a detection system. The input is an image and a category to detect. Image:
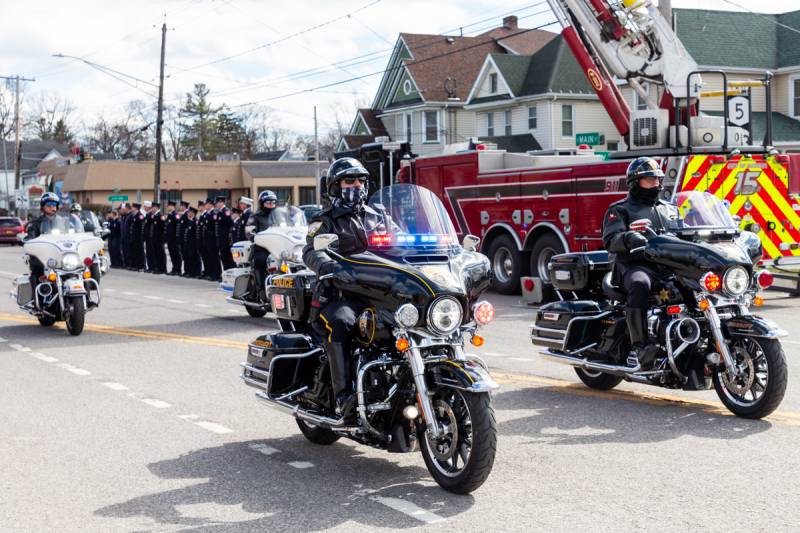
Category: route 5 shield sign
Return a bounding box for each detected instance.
[727,95,750,127]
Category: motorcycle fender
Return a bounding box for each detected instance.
[724,315,787,339]
[64,279,87,295]
[430,359,499,394]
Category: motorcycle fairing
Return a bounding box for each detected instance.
[723,315,788,339]
[430,359,498,394]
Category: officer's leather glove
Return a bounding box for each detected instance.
[623,231,648,251]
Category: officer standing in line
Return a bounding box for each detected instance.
[151,202,167,274]
[128,202,146,271]
[183,207,201,277]
[198,199,210,279]
[177,201,191,277]
[108,210,123,268]
[142,201,154,272]
[238,196,253,224]
[230,207,245,243]
[203,198,221,281]
[214,196,235,271]
[118,203,130,268]
[169,201,185,276]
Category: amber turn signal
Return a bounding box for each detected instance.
[470,334,485,347]
[83,270,92,279]
[47,272,57,282]
[754,295,764,307]
[698,299,710,311]
[280,262,289,273]
[395,337,410,352]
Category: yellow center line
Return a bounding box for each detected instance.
[2,311,798,426]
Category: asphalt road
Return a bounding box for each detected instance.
[1,244,799,532]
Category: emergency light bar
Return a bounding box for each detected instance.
[369,234,455,247]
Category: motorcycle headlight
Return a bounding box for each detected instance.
[61,253,80,270]
[427,296,462,336]
[723,266,749,296]
[395,304,419,328]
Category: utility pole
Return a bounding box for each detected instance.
[314,105,320,204]
[154,22,167,203]
[1,74,35,216]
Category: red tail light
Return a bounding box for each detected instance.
[701,272,721,291]
[666,305,683,315]
[83,257,93,266]
[523,278,535,291]
[756,270,774,289]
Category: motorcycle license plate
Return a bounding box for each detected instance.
[542,312,560,321]
[554,270,570,281]
[271,293,285,310]
[2,230,12,235]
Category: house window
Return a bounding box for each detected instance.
[504,110,512,136]
[489,73,498,94]
[299,186,316,206]
[607,141,619,152]
[207,189,230,202]
[487,112,495,136]
[528,106,537,130]
[404,113,413,142]
[794,78,800,117]
[561,104,574,137]
[160,190,182,205]
[424,111,439,143]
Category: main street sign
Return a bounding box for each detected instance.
[576,132,602,146]
[108,195,128,201]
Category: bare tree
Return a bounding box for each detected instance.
[25,92,76,143]
[0,83,14,141]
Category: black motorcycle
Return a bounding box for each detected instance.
[240,184,498,493]
[531,191,788,419]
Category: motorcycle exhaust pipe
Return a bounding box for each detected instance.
[540,349,663,378]
[36,283,53,298]
[252,390,358,432]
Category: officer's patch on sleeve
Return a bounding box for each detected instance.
[308,221,323,237]
[608,212,617,221]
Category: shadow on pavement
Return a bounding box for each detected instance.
[493,386,771,445]
[95,436,473,531]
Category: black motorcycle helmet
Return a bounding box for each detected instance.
[626,157,664,188]
[258,190,278,207]
[326,157,370,198]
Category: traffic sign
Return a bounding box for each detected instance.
[727,95,750,128]
[108,195,128,201]
[576,132,602,146]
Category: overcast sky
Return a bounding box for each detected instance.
[1,0,798,138]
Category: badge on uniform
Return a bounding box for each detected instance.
[161,216,166,221]
[608,213,617,221]
[213,215,218,220]
[139,214,144,220]
[308,221,322,237]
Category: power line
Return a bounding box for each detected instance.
[228,13,557,108]
[170,0,384,74]
[721,0,800,34]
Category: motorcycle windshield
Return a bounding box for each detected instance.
[266,206,307,227]
[366,184,458,254]
[669,191,738,231]
[39,214,84,235]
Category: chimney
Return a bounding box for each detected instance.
[503,15,518,30]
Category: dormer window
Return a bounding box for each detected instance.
[489,73,498,94]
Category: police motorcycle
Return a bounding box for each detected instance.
[11,217,103,336]
[240,183,498,493]
[221,206,308,318]
[531,190,787,419]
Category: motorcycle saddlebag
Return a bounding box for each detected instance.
[267,271,316,322]
[221,267,249,294]
[245,331,319,394]
[548,251,610,291]
[531,300,604,352]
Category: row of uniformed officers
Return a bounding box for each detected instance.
[105,196,253,281]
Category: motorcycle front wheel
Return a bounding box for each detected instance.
[713,337,787,419]
[419,389,496,494]
[65,296,86,336]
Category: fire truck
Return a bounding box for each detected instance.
[341,0,800,297]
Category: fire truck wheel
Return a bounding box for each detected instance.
[488,235,523,295]
[529,234,564,284]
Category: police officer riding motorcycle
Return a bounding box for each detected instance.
[247,190,279,301]
[602,157,674,369]
[532,157,788,419]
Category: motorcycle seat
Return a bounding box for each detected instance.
[602,271,626,302]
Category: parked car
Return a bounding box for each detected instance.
[0,217,25,245]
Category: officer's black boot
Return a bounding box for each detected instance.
[327,342,355,420]
[625,307,655,369]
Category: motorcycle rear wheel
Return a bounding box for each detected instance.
[296,419,340,445]
[574,368,623,390]
[246,306,268,318]
[713,337,787,419]
[419,389,496,494]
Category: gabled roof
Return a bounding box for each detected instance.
[496,29,558,55]
[467,35,593,105]
[674,8,800,70]
[2,140,70,172]
[356,109,388,137]
[340,135,377,150]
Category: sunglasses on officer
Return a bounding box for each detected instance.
[341,176,366,185]
[640,176,662,183]
[44,201,59,207]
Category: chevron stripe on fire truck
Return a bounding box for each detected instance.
[680,155,800,260]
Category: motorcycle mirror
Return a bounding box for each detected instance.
[462,234,480,252]
[245,225,256,237]
[314,233,339,251]
[17,233,26,242]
